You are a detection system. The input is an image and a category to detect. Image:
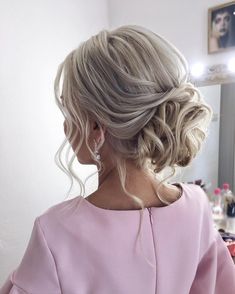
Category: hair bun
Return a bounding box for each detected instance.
[136,83,212,172]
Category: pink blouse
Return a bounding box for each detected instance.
[1,183,235,294]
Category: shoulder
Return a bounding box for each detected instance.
[40,196,80,214]
[157,183,210,222]
[36,196,84,236]
[160,183,216,243]
[157,183,219,262]
[181,183,218,253]
[180,183,211,211]
[180,183,213,222]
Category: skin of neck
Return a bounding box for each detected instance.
[93,156,180,208]
[83,133,181,208]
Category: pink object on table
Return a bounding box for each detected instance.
[0,184,235,294]
[223,183,230,190]
[214,188,221,195]
[226,242,235,257]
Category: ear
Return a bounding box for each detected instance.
[91,120,106,148]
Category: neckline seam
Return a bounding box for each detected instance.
[80,183,186,212]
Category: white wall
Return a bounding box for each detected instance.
[109,0,235,68]
[0,0,108,284]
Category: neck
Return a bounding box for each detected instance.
[98,165,117,188]
[90,160,181,209]
[97,160,155,193]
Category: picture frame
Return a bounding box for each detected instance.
[208,1,235,54]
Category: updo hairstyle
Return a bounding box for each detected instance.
[54,25,212,191]
[54,25,212,267]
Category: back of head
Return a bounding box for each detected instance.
[55,25,212,175]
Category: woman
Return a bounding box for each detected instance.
[1,25,234,294]
[209,7,235,52]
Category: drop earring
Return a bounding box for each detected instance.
[94,140,101,161]
[93,127,105,162]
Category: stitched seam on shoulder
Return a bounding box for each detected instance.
[36,217,62,294]
[11,281,61,294]
[9,283,29,294]
[11,266,31,293]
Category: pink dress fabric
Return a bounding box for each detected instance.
[1,183,235,294]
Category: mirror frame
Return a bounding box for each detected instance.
[190,64,235,87]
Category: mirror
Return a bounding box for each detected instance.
[170,65,235,197]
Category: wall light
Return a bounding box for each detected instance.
[190,63,205,78]
[228,58,235,73]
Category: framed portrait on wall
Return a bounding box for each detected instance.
[208,1,235,54]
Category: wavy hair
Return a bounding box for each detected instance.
[54,25,212,267]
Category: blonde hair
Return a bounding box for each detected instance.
[54,25,212,267]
